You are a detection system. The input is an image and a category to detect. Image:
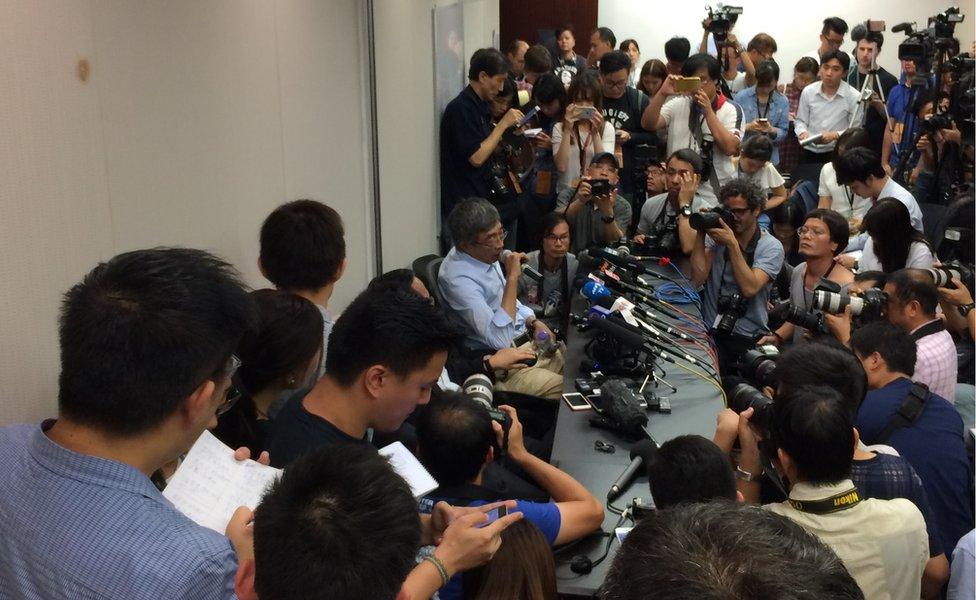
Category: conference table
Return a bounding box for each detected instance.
[549,287,726,598]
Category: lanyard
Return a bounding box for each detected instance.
[756,93,771,120]
[788,487,862,514]
[574,123,594,174]
[844,185,855,213]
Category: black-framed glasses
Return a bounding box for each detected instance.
[215,355,242,416]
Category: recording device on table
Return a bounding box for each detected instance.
[463,374,512,456]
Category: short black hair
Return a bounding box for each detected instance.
[664,37,691,63]
[324,288,460,387]
[367,268,416,296]
[822,17,850,37]
[259,200,346,291]
[595,27,616,48]
[415,391,493,486]
[775,343,868,416]
[834,147,885,185]
[599,50,631,76]
[833,127,872,161]
[532,72,568,107]
[468,48,509,81]
[505,38,526,57]
[668,148,705,174]
[647,435,736,509]
[887,268,940,315]
[524,44,552,74]
[805,208,850,256]
[747,33,778,55]
[771,385,855,484]
[851,321,917,375]
[861,31,884,51]
[236,289,323,395]
[755,59,780,86]
[600,503,864,600]
[620,39,640,52]
[741,135,773,162]
[253,445,420,600]
[682,53,721,81]
[719,178,765,211]
[855,270,887,287]
[58,248,256,436]
[819,49,851,72]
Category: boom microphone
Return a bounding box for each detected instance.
[608,439,658,501]
[891,22,914,34]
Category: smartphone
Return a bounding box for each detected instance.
[562,392,593,411]
[758,118,769,125]
[517,105,539,128]
[574,106,597,120]
[479,505,508,528]
[522,127,543,138]
[673,76,702,93]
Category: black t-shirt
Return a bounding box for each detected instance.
[440,85,493,216]
[602,88,656,194]
[846,67,899,155]
[212,394,270,457]
[267,392,371,468]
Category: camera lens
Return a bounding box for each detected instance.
[463,373,494,410]
[689,211,721,232]
[729,383,774,430]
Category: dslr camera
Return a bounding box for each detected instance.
[637,220,680,257]
[706,4,743,44]
[767,278,841,335]
[811,288,888,322]
[737,347,779,389]
[715,292,748,335]
[463,374,512,455]
[690,205,735,232]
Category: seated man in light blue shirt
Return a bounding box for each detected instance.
[439,199,564,400]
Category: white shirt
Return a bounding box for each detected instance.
[724,72,748,95]
[819,162,872,220]
[552,121,616,194]
[765,479,928,600]
[741,162,785,195]
[794,81,859,154]
[659,96,740,206]
[859,239,934,272]
[846,178,925,252]
[803,49,823,64]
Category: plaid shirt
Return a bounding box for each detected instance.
[852,452,943,557]
[913,323,958,403]
[778,83,803,175]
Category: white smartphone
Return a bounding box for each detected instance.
[562,392,593,411]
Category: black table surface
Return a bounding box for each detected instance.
[551,292,725,597]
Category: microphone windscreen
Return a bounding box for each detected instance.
[630,438,658,462]
[581,280,611,301]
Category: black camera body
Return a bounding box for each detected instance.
[737,347,779,389]
[706,4,743,44]
[690,206,734,232]
[728,383,774,435]
[589,178,613,197]
[715,292,748,335]
[638,219,680,257]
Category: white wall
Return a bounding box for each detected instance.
[0,0,374,425]
[374,0,499,269]
[599,1,974,79]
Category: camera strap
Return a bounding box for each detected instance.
[872,381,931,445]
[787,487,862,515]
[910,319,946,342]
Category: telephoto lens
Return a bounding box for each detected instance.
[728,383,774,434]
[928,264,973,288]
[769,301,828,334]
[463,373,494,410]
[737,349,779,389]
[811,288,887,319]
[689,206,734,232]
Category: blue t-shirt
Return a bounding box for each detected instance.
[856,378,973,554]
[419,491,562,600]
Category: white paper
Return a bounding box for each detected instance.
[379,441,439,498]
[163,431,282,533]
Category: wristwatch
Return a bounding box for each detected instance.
[679,204,693,218]
[959,303,975,317]
[601,214,615,224]
[735,466,760,482]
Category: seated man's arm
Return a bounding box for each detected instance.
[440,271,520,350]
[690,229,714,288]
[496,406,604,545]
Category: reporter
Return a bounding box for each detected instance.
[647,435,739,508]
[734,59,789,167]
[759,209,853,346]
[558,153,632,252]
[778,57,819,175]
[519,72,568,247]
[817,128,873,224]
[636,58,667,98]
[461,520,557,600]
[938,277,976,339]
[736,136,788,211]
[517,212,578,333]
[857,198,934,273]
[633,149,706,263]
[552,70,615,194]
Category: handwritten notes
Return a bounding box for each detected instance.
[379,441,439,498]
[163,431,281,534]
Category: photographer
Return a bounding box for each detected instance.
[759,209,853,346]
[938,276,976,340]
[415,392,604,600]
[762,385,929,600]
[641,53,742,206]
[633,149,707,263]
[552,70,615,195]
[718,34,756,95]
[599,51,657,202]
[558,153,632,253]
[690,179,785,370]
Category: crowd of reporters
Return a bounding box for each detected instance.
[1,8,974,600]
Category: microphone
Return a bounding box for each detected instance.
[608,439,657,501]
[891,22,914,34]
[501,250,543,283]
[588,247,647,274]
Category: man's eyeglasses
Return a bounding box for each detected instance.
[798,226,828,237]
[728,207,753,217]
[215,355,242,416]
[545,233,570,243]
[478,230,508,246]
[604,79,628,90]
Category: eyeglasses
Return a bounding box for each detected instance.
[478,230,508,246]
[728,207,753,217]
[604,79,628,89]
[798,226,828,237]
[215,355,242,416]
[545,233,570,243]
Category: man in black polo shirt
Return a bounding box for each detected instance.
[440,48,524,250]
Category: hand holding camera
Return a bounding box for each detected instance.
[492,405,526,461]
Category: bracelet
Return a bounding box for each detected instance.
[772,331,784,344]
[424,555,450,586]
[735,465,760,482]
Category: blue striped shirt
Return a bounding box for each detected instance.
[0,422,238,599]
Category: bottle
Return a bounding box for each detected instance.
[534,330,556,357]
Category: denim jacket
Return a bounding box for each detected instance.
[733,86,790,166]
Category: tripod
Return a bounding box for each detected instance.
[847,54,890,131]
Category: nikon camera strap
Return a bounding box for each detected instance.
[788,487,862,515]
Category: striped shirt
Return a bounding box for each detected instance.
[913,322,958,403]
[0,422,238,600]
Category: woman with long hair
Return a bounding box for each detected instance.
[859,198,934,273]
[518,212,578,334]
[552,70,614,194]
[461,520,558,600]
[619,39,641,87]
[636,58,668,97]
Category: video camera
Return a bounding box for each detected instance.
[897,7,964,65]
[706,4,743,45]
